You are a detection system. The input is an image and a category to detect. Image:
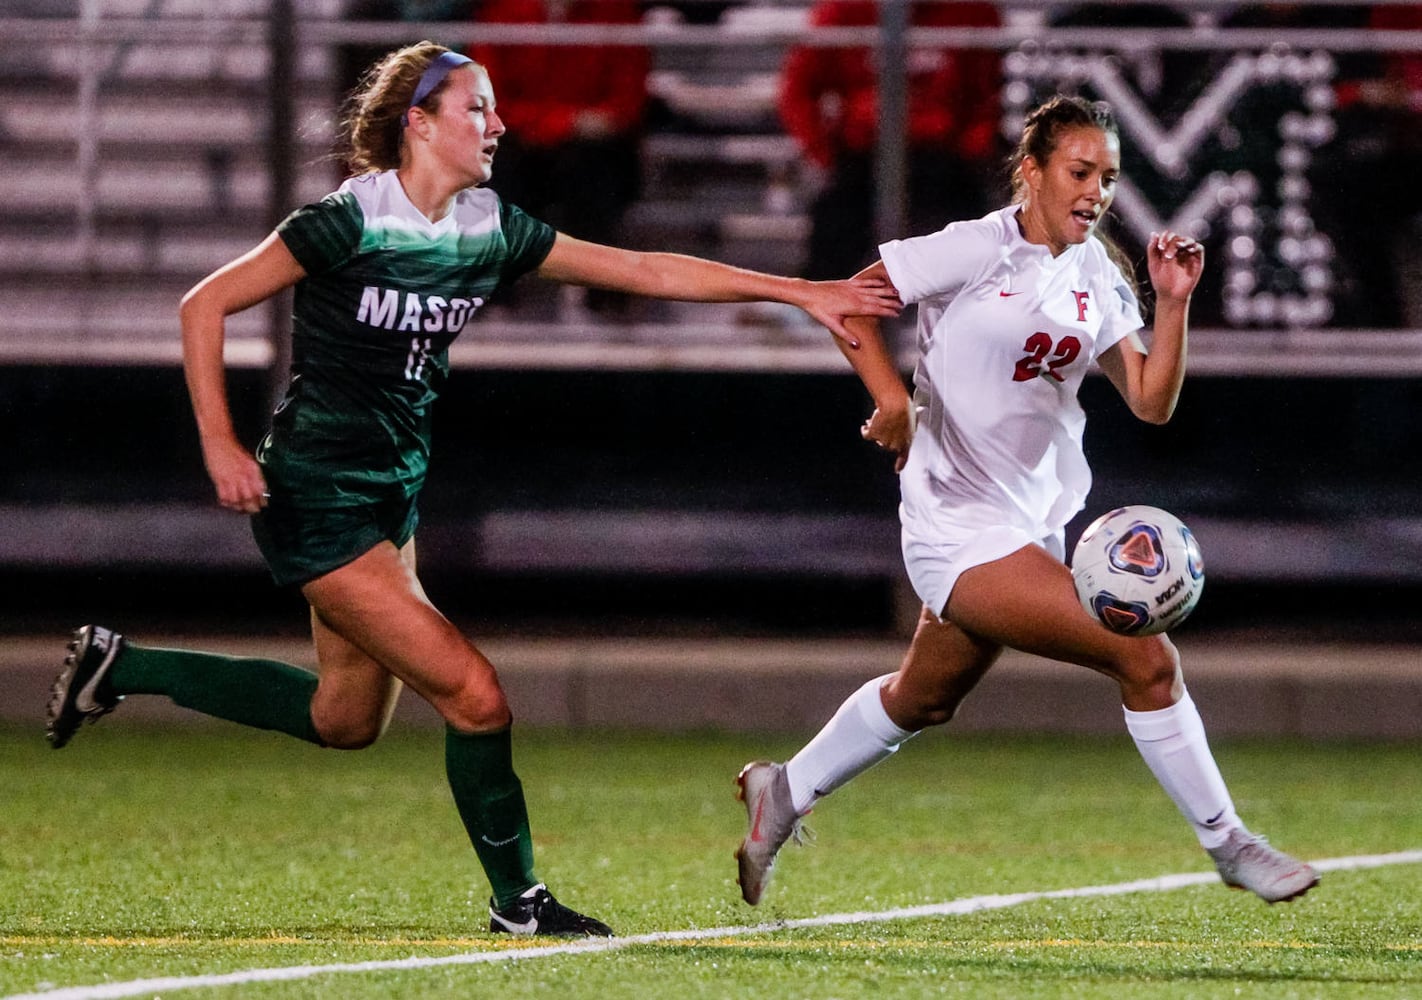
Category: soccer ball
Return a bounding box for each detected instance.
[1070,505,1205,636]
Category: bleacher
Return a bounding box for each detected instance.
[0,1,341,361]
[633,4,811,275]
[0,1,836,367]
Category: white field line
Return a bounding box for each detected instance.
[8,849,1422,1000]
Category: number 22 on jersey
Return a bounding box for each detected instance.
[1012,332,1081,383]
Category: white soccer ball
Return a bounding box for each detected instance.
[1070,505,1205,636]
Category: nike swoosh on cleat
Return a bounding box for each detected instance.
[748,796,766,842]
[73,643,120,714]
[490,912,538,934]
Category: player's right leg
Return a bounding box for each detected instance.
[878,604,1004,730]
[735,610,1000,905]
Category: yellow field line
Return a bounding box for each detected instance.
[5,850,1421,1000]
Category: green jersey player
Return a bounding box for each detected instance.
[45,41,902,937]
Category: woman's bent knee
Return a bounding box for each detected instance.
[312,714,389,750]
[903,703,957,729]
[882,676,960,731]
[442,703,512,732]
[1141,635,1181,682]
[434,679,512,732]
[1116,635,1182,705]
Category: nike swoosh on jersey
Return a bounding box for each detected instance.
[482,833,522,847]
[999,290,1022,297]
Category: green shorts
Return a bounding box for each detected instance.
[251,493,420,588]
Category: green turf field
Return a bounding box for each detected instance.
[4,722,1421,999]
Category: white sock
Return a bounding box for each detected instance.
[1123,690,1240,849]
[785,675,917,813]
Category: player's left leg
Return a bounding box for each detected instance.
[46,516,410,752]
[301,539,612,935]
[945,544,1317,903]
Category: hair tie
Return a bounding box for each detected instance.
[401,51,474,127]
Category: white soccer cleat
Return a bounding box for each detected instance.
[734,761,807,906]
[1207,829,1319,903]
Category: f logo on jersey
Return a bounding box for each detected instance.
[1073,290,1090,322]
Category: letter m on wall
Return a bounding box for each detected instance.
[1004,47,1338,328]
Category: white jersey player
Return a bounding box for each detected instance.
[886,202,1145,616]
[734,95,1320,909]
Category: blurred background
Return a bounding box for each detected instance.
[1,0,1420,645]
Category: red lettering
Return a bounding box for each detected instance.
[1013,334,1081,382]
[1012,332,1053,381]
[1073,290,1090,322]
[1046,336,1081,381]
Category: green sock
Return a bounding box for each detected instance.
[107,643,324,745]
[444,726,537,909]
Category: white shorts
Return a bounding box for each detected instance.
[901,514,1065,620]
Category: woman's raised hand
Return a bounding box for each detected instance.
[1146,230,1204,303]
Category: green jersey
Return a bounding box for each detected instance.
[260,170,555,507]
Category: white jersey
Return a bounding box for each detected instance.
[881,205,1144,544]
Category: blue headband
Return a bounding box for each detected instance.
[401,51,474,127]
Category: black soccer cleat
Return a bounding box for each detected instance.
[488,883,614,937]
[46,625,126,749]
